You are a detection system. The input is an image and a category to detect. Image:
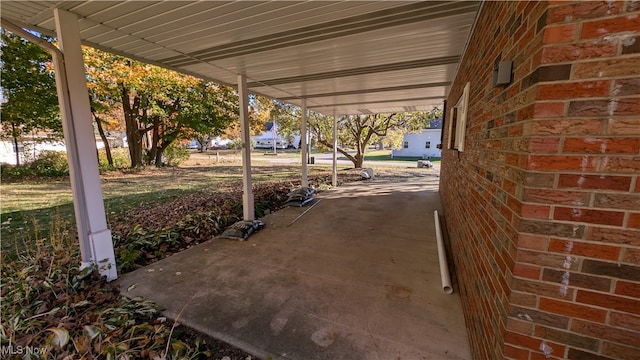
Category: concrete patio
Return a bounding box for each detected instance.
[117,170,470,360]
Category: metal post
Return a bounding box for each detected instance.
[53,9,117,280]
[301,99,308,187]
[332,113,338,187]
[238,74,254,220]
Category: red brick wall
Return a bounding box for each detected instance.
[440,1,640,359]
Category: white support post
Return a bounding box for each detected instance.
[300,99,309,187]
[53,9,117,281]
[332,113,338,187]
[238,74,255,220]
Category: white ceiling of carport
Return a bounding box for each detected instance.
[1,1,480,115]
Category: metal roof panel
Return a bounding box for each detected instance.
[1,0,480,115]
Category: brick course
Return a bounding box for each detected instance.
[440,1,640,359]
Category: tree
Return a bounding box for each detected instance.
[308,110,440,168]
[268,100,300,142]
[90,98,117,167]
[84,48,145,167]
[84,47,237,167]
[185,82,238,153]
[146,81,237,165]
[0,30,61,165]
[224,94,274,140]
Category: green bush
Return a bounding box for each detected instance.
[163,143,189,166]
[0,163,30,179]
[30,150,69,177]
[1,151,69,180]
[228,138,254,150]
[98,147,130,171]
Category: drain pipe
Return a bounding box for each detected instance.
[434,210,453,294]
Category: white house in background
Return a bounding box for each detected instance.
[253,121,290,149]
[391,128,442,159]
[0,135,113,165]
[0,139,67,165]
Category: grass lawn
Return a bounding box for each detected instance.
[337,149,442,162]
[0,159,333,255]
[189,148,321,159]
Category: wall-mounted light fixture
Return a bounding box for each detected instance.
[493,61,513,86]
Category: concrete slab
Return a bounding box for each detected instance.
[117,171,471,360]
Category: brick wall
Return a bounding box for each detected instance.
[440,1,640,359]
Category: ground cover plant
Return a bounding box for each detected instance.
[1,163,363,359]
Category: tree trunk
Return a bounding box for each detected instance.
[121,87,143,167]
[355,145,365,168]
[318,138,360,169]
[354,155,364,168]
[155,146,164,167]
[147,117,160,166]
[11,123,20,166]
[197,138,205,153]
[92,111,113,167]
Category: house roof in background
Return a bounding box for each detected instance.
[1,1,480,115]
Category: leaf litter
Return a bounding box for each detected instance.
[1,170,363,359]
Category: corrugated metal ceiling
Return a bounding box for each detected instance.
[1,1,480,115]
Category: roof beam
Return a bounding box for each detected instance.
[247,56,459,87]
[280,82,450,101]
[310,96,446,109]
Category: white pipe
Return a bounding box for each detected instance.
[434,210,453,294]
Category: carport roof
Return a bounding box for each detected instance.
[1,1,480,115]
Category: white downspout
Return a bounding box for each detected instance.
[1,16,118,281]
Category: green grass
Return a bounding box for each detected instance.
[336,149,442,162]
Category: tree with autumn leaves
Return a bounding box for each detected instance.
[84,48,237,167]
[3,30,440,170]
[2,31,239,169]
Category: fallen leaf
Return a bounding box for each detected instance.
[127,284,137,291]
[47,327,69,348]
[83,325,101,341]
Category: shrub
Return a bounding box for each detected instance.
[1,151,69,180]
[98,147,130,171]
[29,150,69,177]
[163,143,189,166]
[228,138,254,150]
[0,164,31,180]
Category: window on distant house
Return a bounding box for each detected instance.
[403,141,409,149]
[448,82,470,151]
[425,141,431,149]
